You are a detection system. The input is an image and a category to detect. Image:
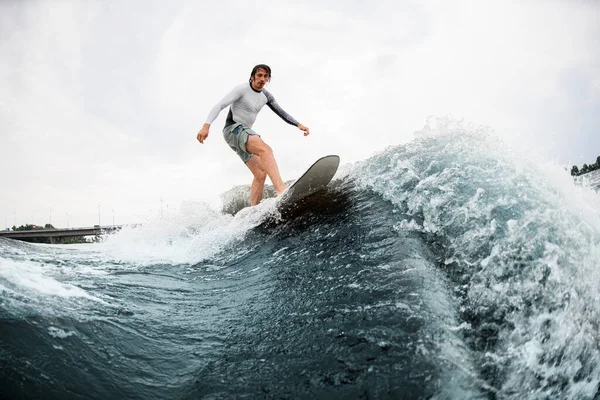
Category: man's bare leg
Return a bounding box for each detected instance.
[245,155,267,206]
[245,135,287,197]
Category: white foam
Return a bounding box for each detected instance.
[48,326,76,339]
[99,198,279,266]
[0,257,97,300]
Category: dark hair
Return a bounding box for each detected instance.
[249,64,271,83]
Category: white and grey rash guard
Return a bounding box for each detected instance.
[205,83,299,130]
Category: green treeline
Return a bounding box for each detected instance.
[10,223,89,244]
[571,155,600,176]
[10,224,56,244]
[12,223,55,231]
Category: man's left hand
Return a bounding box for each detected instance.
[298,123,310,136]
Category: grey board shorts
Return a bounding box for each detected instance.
[223,124,260,163]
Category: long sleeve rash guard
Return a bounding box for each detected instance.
[205,83,299,130]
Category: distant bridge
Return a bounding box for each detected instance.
[0,225,123,244]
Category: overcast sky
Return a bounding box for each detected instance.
[1,0,599,228]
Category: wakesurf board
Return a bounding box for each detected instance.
[278,155,340,209]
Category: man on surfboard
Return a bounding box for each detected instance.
[196,64,310,206]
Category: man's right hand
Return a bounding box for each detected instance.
[197,124,210,144]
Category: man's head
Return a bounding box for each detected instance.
[249,64,271,91]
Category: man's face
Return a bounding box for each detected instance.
[251,68,270,91]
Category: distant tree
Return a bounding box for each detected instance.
[13,224,39,231]
[10,224,48,243]
[9,224,57,243]
[570,157,600,177]
[571,165,579,176]
[8,223,89,244]
[12,224,55,231]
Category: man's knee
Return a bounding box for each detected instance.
[256,144,272,157]
[247,136,272,156]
